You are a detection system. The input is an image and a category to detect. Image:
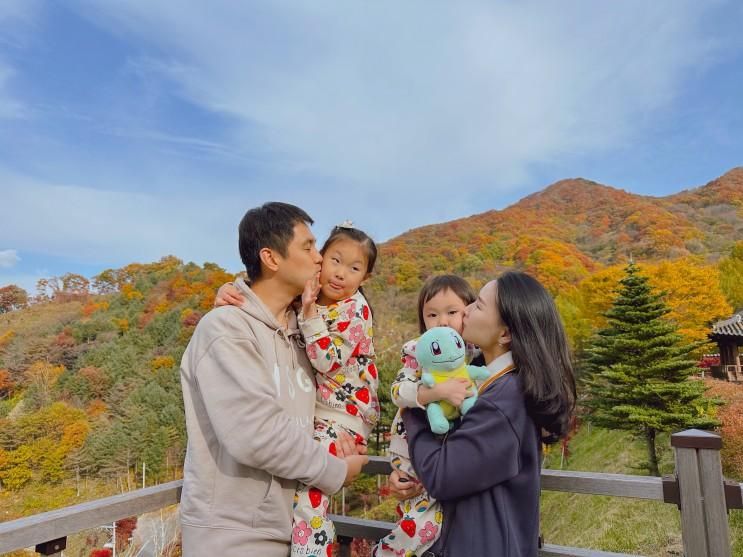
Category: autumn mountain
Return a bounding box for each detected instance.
[0,168,740,546]
[376,167,743,294]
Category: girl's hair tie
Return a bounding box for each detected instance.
[336,219,355,229]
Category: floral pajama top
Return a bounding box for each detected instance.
[298,290,379,438]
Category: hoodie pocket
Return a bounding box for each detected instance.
[210,445,273,528]
[253,475,292,538]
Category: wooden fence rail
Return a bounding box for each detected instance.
[1,429,741,557]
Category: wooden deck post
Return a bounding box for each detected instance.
[34,537,66,556]
[671,429,731,557]
[337,535,353,557]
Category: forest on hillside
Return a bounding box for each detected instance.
[1,169,742,555]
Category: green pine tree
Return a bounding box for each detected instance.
[582,262,719,476]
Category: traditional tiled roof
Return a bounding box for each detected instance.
[711,312,743,337]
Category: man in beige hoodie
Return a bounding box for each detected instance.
[180,202,367,556]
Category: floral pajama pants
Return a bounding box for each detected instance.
[291,418,364,557]
[373,453,443,557]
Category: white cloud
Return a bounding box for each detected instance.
[0,169,252,269]
[0,165,442,274]
[0,249,20,268]
[1,1,738,274]
[72,0,722,197]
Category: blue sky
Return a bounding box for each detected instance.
[1,1,742,293]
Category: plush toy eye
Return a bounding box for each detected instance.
[431,341,442,356]
[452,333,462,349]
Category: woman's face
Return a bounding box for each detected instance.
[462,280,509,357]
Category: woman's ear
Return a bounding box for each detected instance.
[259,247,280,272]
[498,327,512,346]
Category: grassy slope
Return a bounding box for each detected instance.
[540,426,743,556]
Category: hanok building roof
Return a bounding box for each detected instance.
[710,312,743,339]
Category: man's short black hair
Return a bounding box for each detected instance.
[238,202,314,281]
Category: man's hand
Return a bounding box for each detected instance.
[343,454,369,486]
[388,469,423,500]
[417,377,472,407]
[301,273,321,319]
[214,283,245,308]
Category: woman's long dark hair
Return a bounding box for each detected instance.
[495,271,576,443]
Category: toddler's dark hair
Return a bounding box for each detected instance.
[417,275,477,335]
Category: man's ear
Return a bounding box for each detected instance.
[259,248,280,273]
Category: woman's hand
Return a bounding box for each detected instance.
[301,273,321,319]
[417,377,472,407]
[214,283,244,308]
[388,469,423,500]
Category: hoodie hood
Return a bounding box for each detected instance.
[234,277,301,337]
[233,277,304,375]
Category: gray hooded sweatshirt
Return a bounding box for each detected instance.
[179,278,347,557]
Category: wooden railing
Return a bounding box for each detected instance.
[724,364,742,382]
[709,364,743,381]
[1,429,741,557]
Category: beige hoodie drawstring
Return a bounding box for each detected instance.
[272,327,282,369]
[273,327,300,371]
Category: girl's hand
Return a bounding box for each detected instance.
[388,469,423,500]
[334,430,367,458]
[302,272,321,318]
[214,283,245,308]
[335,431,369,486]
[417,377,471,407]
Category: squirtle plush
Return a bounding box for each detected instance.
[416,326,490,434]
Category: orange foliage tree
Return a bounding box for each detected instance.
[555,265,624,353]
[645,257,732,351]
[557,259,731,356]
[24,361,65,408]
[719,240,743,311]
[704,379,743,480]
[0,402,90,488]
[0,285,28,313]
[0,369,14,398]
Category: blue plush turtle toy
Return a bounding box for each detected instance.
[416,326,490,434]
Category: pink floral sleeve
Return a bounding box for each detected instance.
[390,338,423,409]
[298,292,374,376]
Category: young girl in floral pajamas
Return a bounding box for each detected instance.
[291,223,379,556]
[216,222,379,557]
[375,275,482,557]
